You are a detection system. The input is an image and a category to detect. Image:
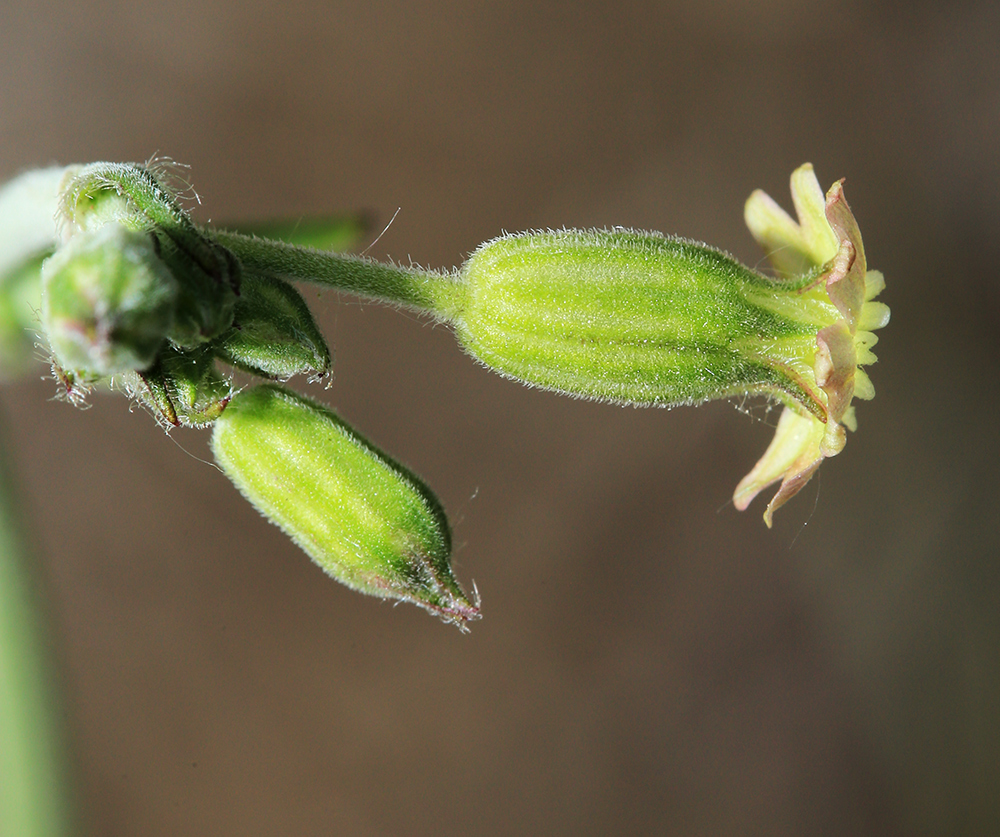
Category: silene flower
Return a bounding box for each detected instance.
[0,158,889,634]
[732,164,890,525]
[450,163,888,525]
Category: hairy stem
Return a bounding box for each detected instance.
[211,230,466,322]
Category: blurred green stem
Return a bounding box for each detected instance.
[0,414,74,836]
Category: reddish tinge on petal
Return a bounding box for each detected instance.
[734,166,886,525]
[815,320,856,430]
[823,180,867,329]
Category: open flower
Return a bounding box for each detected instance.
[448,164,887,525]
[733,164,890,525]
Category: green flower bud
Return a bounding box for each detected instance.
[41,222,178,377]
[128,345,232,428]
[58,162,239,348]
[212,272,331,380]
[152,230,240,349]
[211,385,479,627]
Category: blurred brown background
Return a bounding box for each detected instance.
[2,0,998,834]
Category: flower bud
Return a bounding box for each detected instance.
[152,231,240,349]
[41,222,178,377]
[213,272,331,380]
[211,385,479,627]
[128,345,232,427]
[57,163,239,348]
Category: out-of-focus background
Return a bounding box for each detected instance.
[1,1,998,834]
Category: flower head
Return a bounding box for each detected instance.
[733,164,889,525]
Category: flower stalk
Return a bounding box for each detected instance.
[210,229,465,321]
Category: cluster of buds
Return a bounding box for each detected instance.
[0,158,886,625]
[0,161,478,626]
[36,162,333,422]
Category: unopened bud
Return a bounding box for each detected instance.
[129,345,232,427]
[213,272,331,380]
[41,222,178,376]
[58,163,239,348]
[211,385,479,627]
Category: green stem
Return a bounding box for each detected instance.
[0,415,75,837]
[211,230,466,322]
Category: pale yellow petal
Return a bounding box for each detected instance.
[790,164,839,265]
[733,406,824,516]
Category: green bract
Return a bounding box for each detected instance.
[127,345,232,428]
[211,385,479,627]
[213,272,331,380]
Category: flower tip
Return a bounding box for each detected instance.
[732,474,762,513]
[389,550,482,630]
[419,585,482,632]
[735,165,887,526]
